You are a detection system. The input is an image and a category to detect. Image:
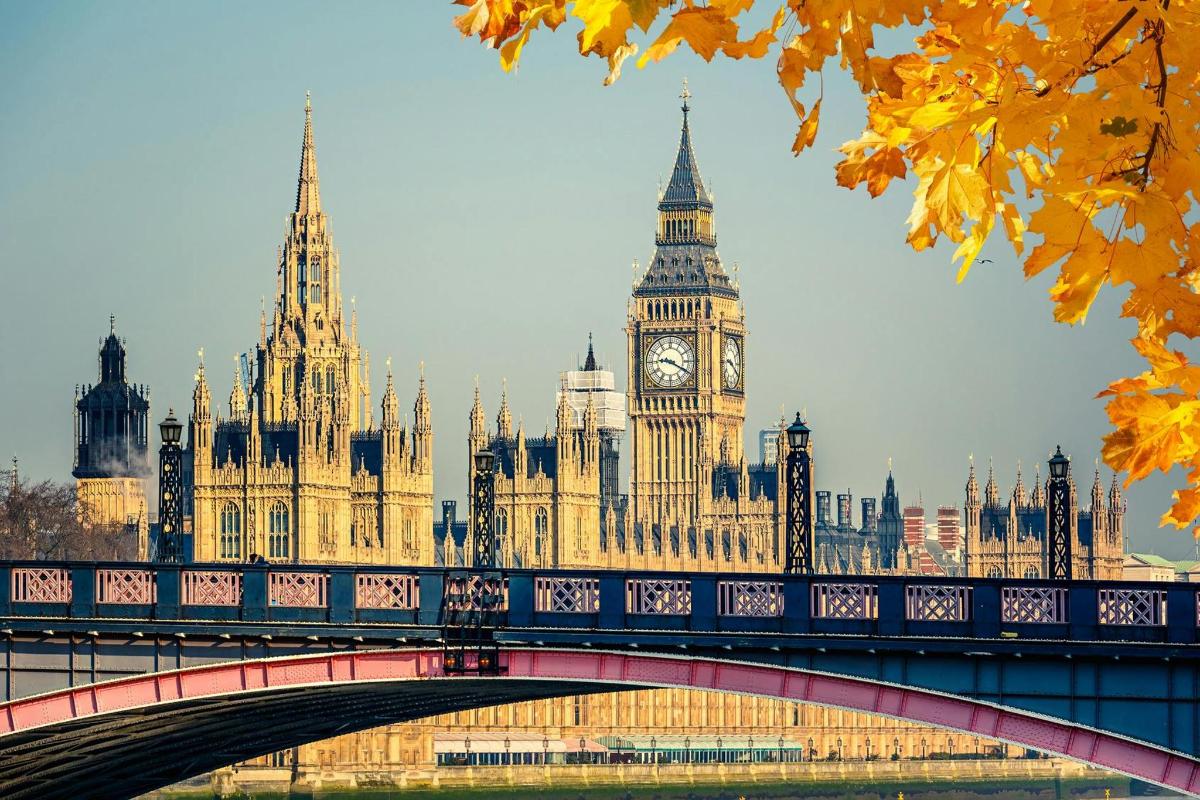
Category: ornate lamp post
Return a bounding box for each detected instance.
[504,735,511,765]
[472,449,497,568]
[748,736,754,763]
[865,736,872,760]
[807,737,815,762]
[650,735,657,764]
[684,735,691,763]
[836,737,843,761]
[1047,446,1073,580]
[464,735,472,766]
[777,735,785,764]
[542,734,550,765]
[784,413,813,574]
[156,410,184,563]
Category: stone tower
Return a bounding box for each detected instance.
[626,83,746,529]
[190,95,433,565]
[73,316,151,557]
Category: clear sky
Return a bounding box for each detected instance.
[1,2,1191,557]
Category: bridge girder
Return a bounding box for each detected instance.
[0,646,1197,799]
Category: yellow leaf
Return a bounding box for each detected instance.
[638,7,738,66]
[791,100,820,155]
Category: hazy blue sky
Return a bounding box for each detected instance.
[1,2,1191,556]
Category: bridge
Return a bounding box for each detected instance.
[0,562,1198,799]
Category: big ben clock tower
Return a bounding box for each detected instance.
[627,83,746,527]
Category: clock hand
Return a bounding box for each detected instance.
[659,356,681,369]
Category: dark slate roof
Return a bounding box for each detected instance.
[637,243,735,298]
[350,432,382,475]
[661,110,711,208]
[492,436,559,480]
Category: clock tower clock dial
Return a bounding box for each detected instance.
[722,336,741,390]
[645,335,695,388]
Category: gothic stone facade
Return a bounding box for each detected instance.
[964,460,1124,579]
[189,97,433,565]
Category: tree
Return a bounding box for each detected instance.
[453,0,1200,536]
[0,468,138,561]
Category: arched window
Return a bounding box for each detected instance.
[722,529,732,562]
[534,508,548,562]
[298,259,307,305]
[402,512,414,551]
[987,566,1003,579]
[1023,566,1039,579]
[268,501,289,559]
[738,532,748,562]
[496,508,509,566]
[220,502,241,560]
[353,511,369,548]
[325,365,336,394]
[311,367,321,395]
[310,256,322,304]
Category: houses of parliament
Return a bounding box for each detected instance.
[68,90,1126,788]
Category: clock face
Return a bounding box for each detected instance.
[645,335,695,388]
[722,337,742,389]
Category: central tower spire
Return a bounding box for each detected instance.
[296,91,321,216]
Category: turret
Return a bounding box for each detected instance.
[984,459,999,506]
[1012,461,1025,508]
[468,382,487,453]
[190,351,212,468]
[413,363,432,468]
[497,380,512,439]
[556,376,575,466]
[381,360,402,468]
[229,358,247,421]
[582,391,599,468]
[1031,465,1046,507]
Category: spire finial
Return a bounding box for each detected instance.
[385,355,392,378]
[306,89,311,111]
[680,77,691,116]
[109,314,116,335]
[584,333,597,371]
[887,456,893,474]
[419,360,425,380]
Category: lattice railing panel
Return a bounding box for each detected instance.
[1002,587,1069,624]
[626,578,691,615]
[535,576,600,613]
[718,580,784,617]
[355,574,419,610]
[269,572,329,608]
[444,574,508,612]
[905,585,971,622]
[96,569,156,604]
[182,571,242,606]
[1098,588,1166,626]
[11,568,72,603]
[811,583,878,620]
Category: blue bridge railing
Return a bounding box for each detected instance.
[0,562,1195,645]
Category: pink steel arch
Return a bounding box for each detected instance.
[0,647,1195,795]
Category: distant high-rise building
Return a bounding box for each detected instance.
[937,505,962,554]
[758,428,780,466]
[73,317,151,557]
[903,502,925,548]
